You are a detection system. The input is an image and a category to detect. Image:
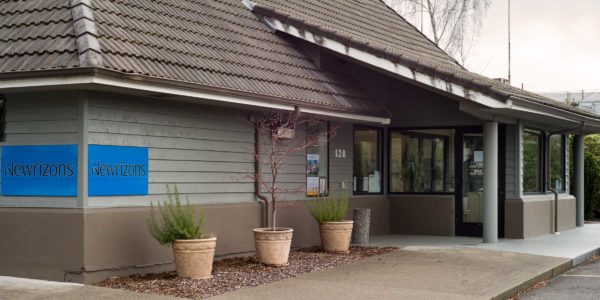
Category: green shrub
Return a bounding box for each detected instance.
[308,190,349,223]
[147,185,206,245]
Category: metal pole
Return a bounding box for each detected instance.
[508,0,511,84]
[574,135,585,227]
[484,121,498,243]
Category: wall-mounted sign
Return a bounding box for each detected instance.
[1,145,78,196]
[88,145,148,196]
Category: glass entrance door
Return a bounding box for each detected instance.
[455,127,506,237]
[462,134,484,225]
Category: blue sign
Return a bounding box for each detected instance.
[88,145,148,196]
[1,145,78,196]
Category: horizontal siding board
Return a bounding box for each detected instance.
[88,193,256,207]
[89,133,253,152]
[149,183,253,194]
[150,172,252,183]
[89,119,253,143]
[88,106,252,133]
[5,133,78,144]
[6,107,78,121]
[150,160,254,172]
[150,148,253,162]
[5,120,79,134]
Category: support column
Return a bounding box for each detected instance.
[484,121,498,243]
[574,135,585,227]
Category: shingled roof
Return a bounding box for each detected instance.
[250,0,600,120]
[0,0,387,118]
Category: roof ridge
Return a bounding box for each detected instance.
[70,0,102,67]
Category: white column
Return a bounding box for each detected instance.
[484,121,498,243]
[574,135,585,227]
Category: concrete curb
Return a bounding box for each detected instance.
[571,247,600,267]
[491,260,572,300]
[492,244,600,300]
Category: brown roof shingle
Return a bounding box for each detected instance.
[251,0,600,119]
[0,0,387,117]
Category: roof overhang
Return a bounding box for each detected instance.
[252,12,600,132]
[0,68,390,125]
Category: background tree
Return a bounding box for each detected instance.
[385,0,490,65]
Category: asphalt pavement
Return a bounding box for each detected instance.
[521,257,600,300]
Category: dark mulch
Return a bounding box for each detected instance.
[96,246,398,299]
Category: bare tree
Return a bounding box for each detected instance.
[252,110,336,231]
[386,0,490,65]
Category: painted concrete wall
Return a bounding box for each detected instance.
[0,208,84,282]
[0,91,79,208]
[505,195,576,239]
[389,195,455,236]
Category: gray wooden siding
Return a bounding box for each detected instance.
[505,125,517,199]
[0,91,79,208]
[329,123,353,192]
[86,92,256,207]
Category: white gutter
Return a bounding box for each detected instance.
[260,17,510,110]
[0,74,390,124]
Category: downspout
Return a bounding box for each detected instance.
[254,119,268,228]
[546,122,585,235]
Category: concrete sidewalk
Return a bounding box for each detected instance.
[3,225,599,300]
[211,247,570,300]
[371,224,600,267]
[0,276,180,300]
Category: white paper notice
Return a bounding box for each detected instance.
[307,177,319,196]
[362,177,369,192]
[474,151,484,162]
[368,171,381,193]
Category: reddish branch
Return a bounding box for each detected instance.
[251,110,337,231]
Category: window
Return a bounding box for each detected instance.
[390,129,455,193]
[306,121,328,196]
[549,134,565,192]
[0,95,5,142]
[353,127,382,194]
[523,129,543,193]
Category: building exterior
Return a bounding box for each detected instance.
[0,0,598,283]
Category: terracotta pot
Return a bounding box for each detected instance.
[172,237,217,279]
[320,221,354,253]
[253,228,293,266]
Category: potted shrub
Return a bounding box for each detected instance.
[308,190,353,253]
[148,185,216,279]
[252,111,333,266]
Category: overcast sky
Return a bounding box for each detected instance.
[465,0,600,93]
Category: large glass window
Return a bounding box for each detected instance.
[390,129,454,193]
[306,121,328,196]
[549,134,565,192]
[353,127,382,194]
[523,129,543,193]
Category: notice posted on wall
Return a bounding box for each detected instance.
[306,154,319,176]
[307,177,319,196]
[368,171,381,193]
[474,150,484,162]
[362,177,369,192]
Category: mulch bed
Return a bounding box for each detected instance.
[96,246,398,299]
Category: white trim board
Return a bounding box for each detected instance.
[0,74,390,125]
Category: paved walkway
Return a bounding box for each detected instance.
[371,224,600,267]
[0,276,180,300]
[3,225,600,300]
[212,247,569,300]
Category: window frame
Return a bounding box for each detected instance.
[352,125,383,195]
[388,129,453,195]
[522,128,545,195]
[305,120,330,197]
[548,134,567,193]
